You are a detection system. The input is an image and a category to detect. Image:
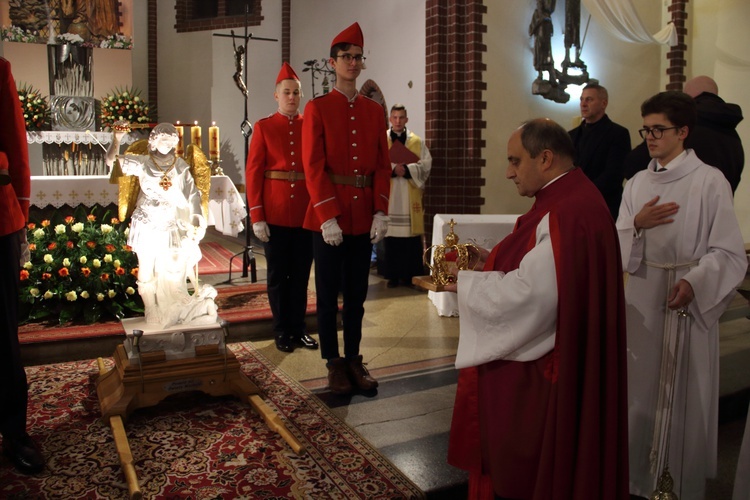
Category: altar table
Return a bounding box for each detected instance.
[428,213,519,317]
[29,175,247,237]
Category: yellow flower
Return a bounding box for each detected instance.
[44,254,53,264]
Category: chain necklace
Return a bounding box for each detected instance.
[149,153,177,190]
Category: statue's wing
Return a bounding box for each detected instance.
[115,139,149,222]
[185,143,211,219]
[359,79,388,126]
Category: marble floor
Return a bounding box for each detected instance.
[20,228,750,498]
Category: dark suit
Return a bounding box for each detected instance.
[623,92,744,193]
[569,114,631,218]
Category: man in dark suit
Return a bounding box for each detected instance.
[568,83,632,219]
[623,76,744,193]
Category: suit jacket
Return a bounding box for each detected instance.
[245,111,310,227]
[301,89,391,235]
[568,114,631,218]
[0,57,30,237]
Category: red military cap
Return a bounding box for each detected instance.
[276,62,299,84]
[331,22,364,48]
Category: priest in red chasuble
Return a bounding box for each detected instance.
[445,118,629,499]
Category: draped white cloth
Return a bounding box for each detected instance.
[583,0,678,46]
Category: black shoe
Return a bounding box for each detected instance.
[292,333,319,350]
[386,279,399,288]
[3,433,44,475]
[274,335,295,353]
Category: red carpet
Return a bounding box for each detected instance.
[18,284,315,344]
[198,241,244,275]
[0,343,425,498]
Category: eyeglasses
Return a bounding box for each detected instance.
[638,126,680,140]
[336,53,366,64]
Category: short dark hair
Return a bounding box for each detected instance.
[330,43,354,58]
[390,104,407,114]
[641,91,697,133]
[519,118,575,161]
[583,83,608,100]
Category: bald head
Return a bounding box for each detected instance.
[684,75,718,98]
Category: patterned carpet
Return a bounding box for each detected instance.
[1,342,424,499]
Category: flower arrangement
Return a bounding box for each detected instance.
[1,25,38,43]
[16,82,49,131]
[19,207,144,325]
[100,33,133,50]
[99,86,155,129]
[55,32,85,45]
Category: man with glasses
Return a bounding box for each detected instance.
[301,22,391,395]
[568,83,631,219]
[616,91,747,499]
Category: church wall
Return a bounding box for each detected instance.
[481,0,663,216]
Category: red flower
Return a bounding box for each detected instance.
[81,267,91,277]
[87,214,97,222]
[105,244,116,253]
[123,244,133,252]
[100,273,110,282]
[64,216,74,224]
[42,272,52,280]
[87,241,96,249]
[111,217,120,224]
[115,267,126,276]
[20,269,29,280]
[27,222,36,230]
[41,220,50,227]
[66,241,74,249]
[131,267,139,278]
[48,242,57,250]
[29,243,36,251]
[58,268,69,277]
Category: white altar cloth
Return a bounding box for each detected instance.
[428,213,519,317]
[30,175,247,237]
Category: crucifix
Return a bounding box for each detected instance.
[213,8,277,282]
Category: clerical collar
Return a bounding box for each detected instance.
[390,129,407,144]
[540,168,574,191]
[655,150,687,172]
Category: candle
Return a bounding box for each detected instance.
[175,121,184,157]
[191,121,202,149]
[209,121,220,160]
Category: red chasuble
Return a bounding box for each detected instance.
[448,168,629,499]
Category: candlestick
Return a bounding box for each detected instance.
[175,121,184,157]
[209,121,220,160]
[191,121,202,149]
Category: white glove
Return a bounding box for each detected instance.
[321,218,343,246]
[253,221,271,242]
[370,212,390,244]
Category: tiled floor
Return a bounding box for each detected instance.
[21,228,750,498]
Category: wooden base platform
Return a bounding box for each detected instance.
[96,343,304,499]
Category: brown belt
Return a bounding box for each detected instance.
[329,173,373,188]
[264,170,305,181]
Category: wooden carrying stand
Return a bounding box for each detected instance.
[95,319,305,500]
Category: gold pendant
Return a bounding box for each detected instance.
[159,174,172,190]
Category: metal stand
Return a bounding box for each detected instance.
[213,6,276,282]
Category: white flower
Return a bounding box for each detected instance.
[62,258,71,267]
[97,293,105,301]
[79,256,87,264]
[114,259,121,269]
[30,288,40,297]
[44,254,53,264]
[104,254,113,263]
[65,291,78,301]
[81,290,90,299]
[93,259,101,268]
[44,290,54,299]
[108,289,116,298]
[23,261,33,270]
[33,228,45,239]
[100,224,113,234]
[54,224,66,235]
[72,222,84,232]
[126,286,135,295]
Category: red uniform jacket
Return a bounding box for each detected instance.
[301,89,390,235]
[0,57,30,237]
[448,168,629,499]
[246,111,309,227]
